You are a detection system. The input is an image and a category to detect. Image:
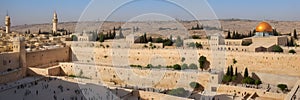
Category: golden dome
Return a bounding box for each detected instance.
[255,22,273,32]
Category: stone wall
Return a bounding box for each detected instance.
[26,47,70,67]
[0,52,20,72]
[0,68,26,84]
[69,45,300,87]
[27,66,61,76]
[137,91,192,100]
[59,63,211,90]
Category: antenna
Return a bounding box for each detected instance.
[6,10,8,16]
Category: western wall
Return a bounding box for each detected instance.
[69,42,300,87]
[58,62,211,91]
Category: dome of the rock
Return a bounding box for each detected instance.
[255,22,273,33]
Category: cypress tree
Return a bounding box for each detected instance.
[226,66,230,76]
[226,31,231,39]
[235,67,238,76]
[294,29,298,39]
[38,29,41,34]
[230,65,234,76]
[244,67,249,78]
[149,36,153,42]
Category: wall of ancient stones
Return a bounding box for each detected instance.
[70,46,300,87]
[26,47,70,67]
[59,62,211,90]
[0,52,20,72]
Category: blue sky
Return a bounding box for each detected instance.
[0,0,299,26]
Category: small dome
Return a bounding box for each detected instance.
[255,22,273,33]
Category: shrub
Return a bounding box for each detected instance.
[277,84,287,92]
[130,65,142,68]
[68,75,76,77]
[254,80,262,85]
[272,45,283,52]
[189,82,200,89]
[167,88,188,97]
[222,75,231,83]
[181,63,188,70]
[173,64,181,70]
[146,64,153,68]
[289,49,296,54]
[241,41,252,46]
[231,76,237,81]
[189,63,198,69]
[242,77,255,84]
[198,56,207,71]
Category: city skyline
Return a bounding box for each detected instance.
[0,0,300,26]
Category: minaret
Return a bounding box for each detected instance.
[5,12,11,34]
[52,11,58,33]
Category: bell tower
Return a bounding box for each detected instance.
[52,11,58,33]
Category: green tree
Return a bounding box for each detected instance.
[149,36,153,42]
[145,64,153,68]
[198,56,207,71]
[175,36,183,47]
[289,49,296,54]
[188,43,196,48]
[242,77,255,84]
[113,27,116,38]
[144,33,148,43]
[226,31,231,39]
[277,84,287,92]
[163,39,173,46]
[226,66,230,76]
[189,82,200,89]
[173,64,181,70]
[181,57,185,62]
[244,67,249,78]
[272,45,283,53]
[195,42,203,49]
[222,75,231,83]
[273,29,279,36]
[233,58,237,65]
[38,29,41,34]
[294,29,298,39]
[99,33,105,42]
[254,79,262,88]
[189,63,198,69]
[155,37,164,43]
[230,65,234,76]
[71,35,78,41]
[181,63,188,70]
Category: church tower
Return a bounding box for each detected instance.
[52,11,58,33]
[5,12,11,34]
